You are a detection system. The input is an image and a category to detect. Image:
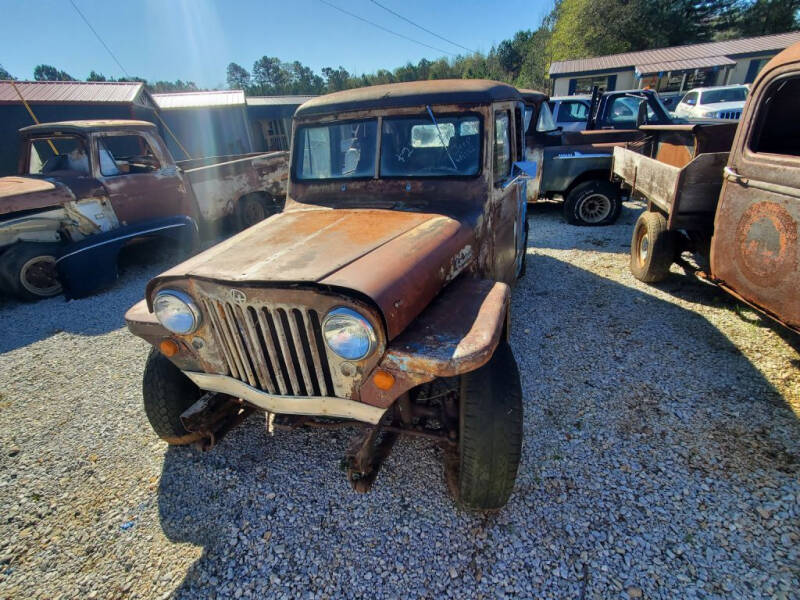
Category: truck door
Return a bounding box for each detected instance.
[95,131,190,226]
[710,72,800,330]
[491,106,526,282]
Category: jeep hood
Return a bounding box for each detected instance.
[151,207,477,339]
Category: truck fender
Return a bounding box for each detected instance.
[358,277,510,408]
[56,216,199,299]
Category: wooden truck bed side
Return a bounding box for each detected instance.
[612,146,729,231]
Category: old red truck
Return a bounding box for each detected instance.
[126,80,532,510]
[0,120,288,299]
[613,42,800,333]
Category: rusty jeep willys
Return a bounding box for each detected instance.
[126,79,531,510]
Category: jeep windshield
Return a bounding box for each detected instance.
[293,113,481,180]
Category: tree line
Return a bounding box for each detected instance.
[2,0,797,95]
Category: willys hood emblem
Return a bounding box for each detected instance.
[230,289,247,303]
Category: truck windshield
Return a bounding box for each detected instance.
[294,120,378,180]
[28,136,90,176]
[380,114,480,177]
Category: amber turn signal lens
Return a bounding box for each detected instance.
[372,369,395,390]
[159,339,179,357]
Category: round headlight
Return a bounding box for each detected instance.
[322,307,376,361]
[153,290,201,335]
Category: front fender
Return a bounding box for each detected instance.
[56,216,198,299]
[359,277,510,408]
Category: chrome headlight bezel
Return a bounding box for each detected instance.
[153,289,201,335]
[321,307,377,361]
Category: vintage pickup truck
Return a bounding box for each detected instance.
[0,120,288,299]
[521,89,673,225]
[613,42,800,333]
[126,79,531,510]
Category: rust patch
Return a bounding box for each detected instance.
[735,201,798,288]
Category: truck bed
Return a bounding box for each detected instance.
[612,145,729,231]
[178,151,289,223]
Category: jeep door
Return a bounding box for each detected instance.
[95,131,190,226]
[710,66,800,331]
[491,104,526,282]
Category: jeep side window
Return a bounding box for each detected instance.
[98,134,161,176]
[750,76,800,157]
[494,111,511,184]
[556,101,588,123]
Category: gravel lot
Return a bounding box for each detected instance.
[1,201,799,600]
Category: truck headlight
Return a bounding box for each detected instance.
[153,290,201,335]
[322,307,376,360]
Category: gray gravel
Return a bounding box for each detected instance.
[1,202,799,600]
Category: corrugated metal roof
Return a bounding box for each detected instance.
[246,95,317,106]
[636,55,736,75]
[153,90,245,109]
[0,80,146,104]
[549,30,800,76]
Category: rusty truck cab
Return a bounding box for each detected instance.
[126,80,530,510]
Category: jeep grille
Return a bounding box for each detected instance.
[201,298,335,397]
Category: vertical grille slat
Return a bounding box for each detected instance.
[204,300,241,380]
[255,309,289,395]
[200,292,336,398]
[287,309,315,396]
[222,303,257,387]
[301,310,328,396]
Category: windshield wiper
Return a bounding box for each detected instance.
[425,105,458,170]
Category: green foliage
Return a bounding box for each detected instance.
[86,70,107,82]
[0,64,13,80]
[33,64,74,81]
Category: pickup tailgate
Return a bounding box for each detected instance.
[613,146,729,230]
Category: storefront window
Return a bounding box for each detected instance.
[573,75,609,95]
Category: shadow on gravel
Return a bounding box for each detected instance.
[527,200,644,255]
[155,252,800,598]
[0,239,186,353]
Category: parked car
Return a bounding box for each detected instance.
[0,120,288,300]
[547,96,591,132]
[519,89,672,225]
[126,80,531,511]
[612,42,800,333]
[673,84,749,120]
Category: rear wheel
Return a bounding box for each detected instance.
[447,342,523,511]
[0,242,64,300]
[142,348,204,445]
[563,180,622,226]
[630,211,675,283]
[237,194,283,230]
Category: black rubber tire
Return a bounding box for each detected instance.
[236,194,283,231]
[142,347,204,445]
[563,179,622,226]
[0,242,64,300]
[454,341,523,511]
[630,211,675,283]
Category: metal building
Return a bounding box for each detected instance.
[246,95,316,151]
[0,80,159,175]
[151,90,253,159]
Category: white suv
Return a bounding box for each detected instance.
[673,85,749,120]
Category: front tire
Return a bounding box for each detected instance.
[142,348,204,445]
[630,211,675,283]
[0,242,64,300]
[563,180,622,226]
[450,341,523,511]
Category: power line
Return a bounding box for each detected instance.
[316,0,456,57]
[68,0,131,78]
[369,0,476,54]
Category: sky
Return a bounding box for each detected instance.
[1,0,553,89]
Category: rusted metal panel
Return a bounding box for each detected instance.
[612,146,681,213]
[359,278,509,408]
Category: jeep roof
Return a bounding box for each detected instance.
[294,79,524,117]
[19,120,158,135]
